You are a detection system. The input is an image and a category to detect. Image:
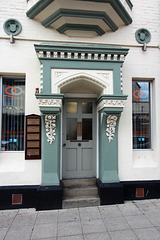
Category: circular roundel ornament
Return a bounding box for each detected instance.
[135,28,151,44]
[3,18,22,36]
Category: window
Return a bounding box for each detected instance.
[132,81,151,149]
[0,77,25,151]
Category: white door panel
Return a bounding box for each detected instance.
[62,99,96,179]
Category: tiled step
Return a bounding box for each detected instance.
[62,196,100,209]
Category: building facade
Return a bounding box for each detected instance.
[0,0,160,210]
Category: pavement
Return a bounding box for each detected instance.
[1,199,160,240]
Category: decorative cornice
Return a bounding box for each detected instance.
[106,115,118,142]
[35,44,129,63]
[45,115,56,144]
[97,99,126,111]
[38,98,62,110]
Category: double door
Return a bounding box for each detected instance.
[62,99,96,178]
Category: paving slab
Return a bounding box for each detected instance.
[99,205,122,218]
[0,228,8,240]
[150,199,160,208]
[109,229,138,240]
[104,216,131,231]
[58,208,80,222]
[31,238,56,240]
[57,221,82,237]
[144,211,160,227]
[84,232,111,240]
[36,210,58,225]
[0,210,18,217]
[11,212,37,227]
[118,202,142,216]
[18,208,37,215]
[134,227,160,240]
[57,235,84,240]
[31,223,57,239]
[135,200,158,213]
[125,214,153,229]
[0,215,15,228]
[79,206,101,220]
[81,218,106,234]
[5,225,33,240]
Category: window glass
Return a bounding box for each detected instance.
[67,102,77,114]
[82,119,92,140]
[82,102,92,113]
[1,78,25,151]
[66,118,77,140]
[132,81,151,149]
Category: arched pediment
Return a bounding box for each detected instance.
[51,70,113,95]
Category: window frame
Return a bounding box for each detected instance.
[0,76,25,152]
[132,79,152,151]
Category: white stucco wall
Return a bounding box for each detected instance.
[0,0,160,185]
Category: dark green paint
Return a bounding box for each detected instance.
[41,112,61,185]
[42,9,118,32]
[26,0,132,26]
[57,23,105,36]
[125,0,133,9]
[26,0,54,19]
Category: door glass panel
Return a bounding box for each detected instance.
[82,119,92,140]
[66,118,77,140]
[82,102,92,113]
[67,102,77,114]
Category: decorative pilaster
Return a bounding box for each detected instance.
[35,94,64,186]
[97,95,127,184]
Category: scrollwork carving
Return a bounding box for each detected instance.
[106,115,118,142]
[45,115,56,144]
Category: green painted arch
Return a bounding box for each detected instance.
[57,23,105,36]
[42,9,118,32]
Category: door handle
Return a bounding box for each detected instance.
[63,143,66,147]
[78,143,81,146]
